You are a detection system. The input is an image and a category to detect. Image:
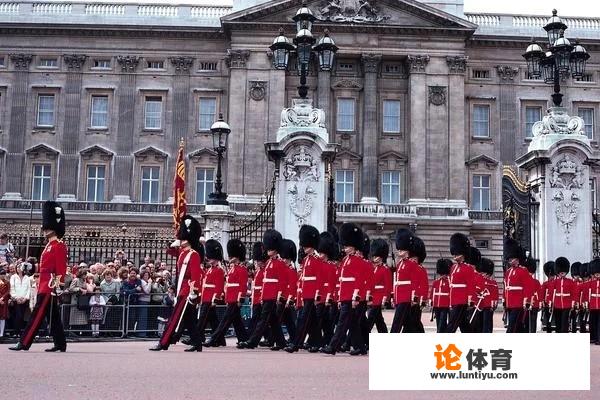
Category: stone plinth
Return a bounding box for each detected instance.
[201,203,236,258]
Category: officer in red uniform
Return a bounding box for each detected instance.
[320,223,365,355]
[552,256,577,333]
[580,263,590,333]
[391,228,418,333]
[366,239,392,334]
[430,259,452,332]
[187,240,225,352]
[541,261,556,332]
[523,257,542,333]
[480,258,499,333]
[407,236,428,333]
[286,225,323,353]
[569,262,582,332]
[503,239,533,333]
[238,229,288,350]
[205,239,249,346]
[347,233,372,352]
[278,239,298,344]
[468,248,487,333]
[11,201,67,352]
[150,215,203,351]
[318,231,339,346]
[445,233,479,333]
[588,259,600,344]
[248,242,266,337]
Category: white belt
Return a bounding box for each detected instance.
[253,286,262,290]
[374,285,385,289]
[204,284,216,288]
[436,292,449,296]
[303,276,317,281]
[226,283,240,287]
[450,284,466,288]
[591,294,600,298]
[324,283,329,287]
[340,277,355,282]
[395,280,411,286]
[263,278,279,283]
[506,286,523,290]
[555,293,571,297]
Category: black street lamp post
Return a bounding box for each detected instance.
[207,113,231,206]
[523,9,590,107]
[269,1,338,99]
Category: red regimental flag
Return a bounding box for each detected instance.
[173,139,187,233]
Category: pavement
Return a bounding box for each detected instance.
[2,339,598,400]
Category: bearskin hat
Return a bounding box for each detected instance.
[411,237,426,264]
[297,247,306,265]
[581,262,590,279]
[555,256,570,274]
[543,261,556,278]
[280,239,297,263]
[590,258,600,275]
[42,201,66,239]
[227,239,246,262]
[318,232,339,261]
[525,257,537,274]
[436,258,452,275]
[299,225,320,249]
[328,225,339,244]
[466,247,481,269]
[571,261,581,277]
[339,223,363,249]
[205,239,223,261]
[370,239,389,263]
[263,229,283,253]
[395,228,414,252]
[449,233,470,257]
[504,239,522,261]
[481,258,495,276]
[362,233,371,259]
[252,242,267,263]
[177,215,201,248]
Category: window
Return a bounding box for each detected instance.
[472,105,490,138]
[335,170,354,203]
[195,168,215,204]
[94,59,111,69]
[591,178,597,211]
[578,107,594,139]
[140,166,160,203]
[472,175,491,211]
[525,71,542,80]
[39,58,58,68]
[37,95,55,127]
[0,56,5,67]
[199,61,217,71]
[472,69,490,79]
[146,60,164,69]
[383,100,401,133]
[384,63,402,74]
[474,239,489,249]
[32,164,51,201]
[144,96,162,129]
[86,165,106,202]
[381,171,401,204]
[198,98,217,131]
[575,73,594,82]
[525,106,542,138]
[337,98,355,132]
[90,95,109,128]
[338,62,354,72]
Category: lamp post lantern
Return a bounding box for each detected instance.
[207,113,231,206]
[523,9,590,107]
[269,0,338,99]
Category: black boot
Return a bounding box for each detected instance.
[319,345,336,355]
[284,345,299,353]
[9,343,27,351]
[184,345,202,352]
[149,344,167,351]
[45,345,66,352]
[270,344,284,351]
[349,348,367,356]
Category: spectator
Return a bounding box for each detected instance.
[114,249,126,265]
[157,285,176,336]
[30,273,39,311]
[64,266,74,290]
[120,269,142,336]
[9,263,30,337]
[100,270,120,304]
[150,273,167,335]
[89,286,106,338]
[116,267,129,282]
[68,269,89,328]
[0,233,15,265]
[137,271,152,337]
[85,273,96,293]
[0,268,9,338]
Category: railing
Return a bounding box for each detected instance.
[84,4,125,16]
[137,5,178,18]
[335,202,416,215]
[191,6,232,19]
[32,2,72,14]
[0,2,18,13]
[465,13,501,27]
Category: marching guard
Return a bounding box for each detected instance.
[588,259,600,344]
[318,231,339,345]
[430,259,452,333]
[407,237,428,333]
[150,215,203,351]
[10,201,68,352]
[525,257,542,333]
[480,258,499,333]
[279,239,299,344]
[580,263,590,333]
[541,261,556,332]
[365,239,392,334]
[552,257,576,333]
[503,239,533,333]
[390,229,418,333]
[570,262,582,332]
[248,242,266,337]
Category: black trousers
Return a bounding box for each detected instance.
[506,308,525,333]
[542,306,553,333]
[12,302,29,337]
[470,308,483,333]
[434,308,449,333]
[554,309,570,333]
[590,310,599,343]
[349,301,367,351]
[482,308,493,333]
[407,304,424,333]
[322,303,336,344]
[195,302,221,345]
[248,300,286,347]
[329,301,353,350]
[209,303,248,344]
[307,302,325,348]
[294,299,315,347]
[366,305,388,333]
[570,309,579,332]
[278,304,296,343]
[446,304,471,333]
[20,294,65,350]
[527,309,539,333]
[159,297,200,348]
[390,302,411,333]
[579,310,588,333]
[249,304,262,336]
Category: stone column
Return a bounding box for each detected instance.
[202,204,236,258]
[57,54,87,201]
[360,54,382,204]
[406,55,429,202]
[496,65,519,163]
[447,56,468,201]
[317,68,331,134]
[2,54,32,200]
[112,56,140,203]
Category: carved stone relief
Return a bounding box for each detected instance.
[283,146,319,226]
[249,80,268,101]
[549,154,585,243]
[428,86,447,106]
[316,0,390,23]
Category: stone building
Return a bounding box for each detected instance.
[1,0,599,271]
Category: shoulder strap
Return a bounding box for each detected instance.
[176,249,195,297]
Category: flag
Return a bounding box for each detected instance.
[173,138,187,233]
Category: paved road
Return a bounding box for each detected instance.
[2,339,598,400]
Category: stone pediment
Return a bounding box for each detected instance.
[336,149,362,160]
[465,154,499,169]
[188,147,218,162]
[223,0,476,33]
[80,145,114,160]
[134,146,168,161]
[25,144,59,159]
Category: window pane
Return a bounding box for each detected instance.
[383,100,401,133]
[196,168,215,204]
[37,95,55,126]
[578,108,594,139]
[199,98,217,131]
[381,171,401,204]
[150,181,159,203]
[335,170,354,203]
[525,107,541,138]
[472,105,489,137]
[337,99,355,131]
[144,98,162,129]
[91,96,108,128]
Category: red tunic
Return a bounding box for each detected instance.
[480,275,499,309]
[286,266,298,303]
[201,265,225,303]
[503,265,533,309]
[588,278,600,310]
[261,257,288,301]
[414,263,429,302]
[361,258,375,301]
[338,254,364,302]
[323,260,338,303]
[430,276,450,308]
[552,276,577,309]
[175,247,203,298]
[0,279,9,319]
[224,264,248,304]
[300,254,325,300]
[541,278,555,304]
[393,258,420,304]
[371,264,392,306]
[251,267,265,306]
[38,239,68,295]
[529,278,542,309]
[449,262,479,306]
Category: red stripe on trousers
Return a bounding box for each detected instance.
[159,296,188,347]
[22,294,52,348]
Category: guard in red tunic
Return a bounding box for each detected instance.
[407,236,428,333]
[552,257,577,333]
[524,257,542,333]
[503,239,532,333]
[150,215,203,351]
[468,248,486,333]
[278,239,298,344]
[588,259,600,344]
[238,229,288,350]
[318,231,339,346]
[480,258,499,333]
[205,239,249,346]
[248,242,266,337]
[11,201,67,352]
[580,263,590,333]
[366,239,392,334]
[430,259,452,332]
[320,223,365,355]
[541,261,556,332]
[391,228,419,333]
[569,262,582,332]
